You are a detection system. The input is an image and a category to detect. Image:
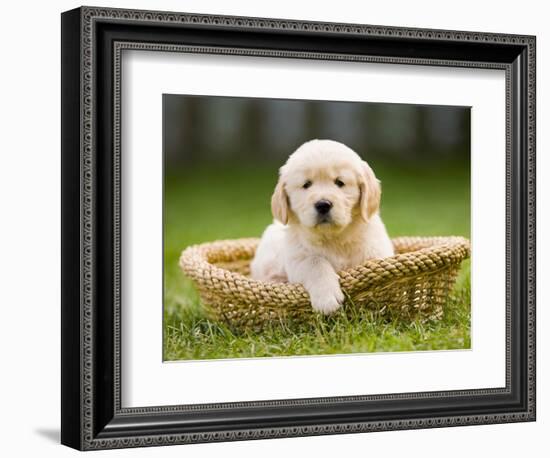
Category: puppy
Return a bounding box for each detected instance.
[250,139,394,314]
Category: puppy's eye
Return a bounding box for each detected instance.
[302,180,312,189]
[335,179,345,188]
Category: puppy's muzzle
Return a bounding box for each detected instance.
[314,199,333,215]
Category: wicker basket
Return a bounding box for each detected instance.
[179,236,470,330]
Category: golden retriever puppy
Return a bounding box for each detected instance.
[250,139,394,314]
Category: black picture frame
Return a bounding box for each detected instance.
[61,6,536,451]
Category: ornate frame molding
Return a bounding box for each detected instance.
[61,6,536,450]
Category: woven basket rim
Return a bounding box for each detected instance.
[179,236,470,302]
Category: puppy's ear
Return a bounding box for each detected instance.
[359,161,381,221]
[271,177,289,224]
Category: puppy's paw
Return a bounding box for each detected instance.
[309,284,345,315]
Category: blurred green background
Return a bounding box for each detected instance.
[163,95,471,361]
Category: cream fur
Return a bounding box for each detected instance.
[250,139,394,314]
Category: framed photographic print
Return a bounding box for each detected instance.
[61,6,536,451]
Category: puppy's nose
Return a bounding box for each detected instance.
[314,200,333,215]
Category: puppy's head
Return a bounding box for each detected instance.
[271,139,381,232]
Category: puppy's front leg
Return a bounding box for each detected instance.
[286,256,345,315]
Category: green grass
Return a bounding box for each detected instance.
[163,162,471,361]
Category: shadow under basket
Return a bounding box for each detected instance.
[179,236,470,330]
